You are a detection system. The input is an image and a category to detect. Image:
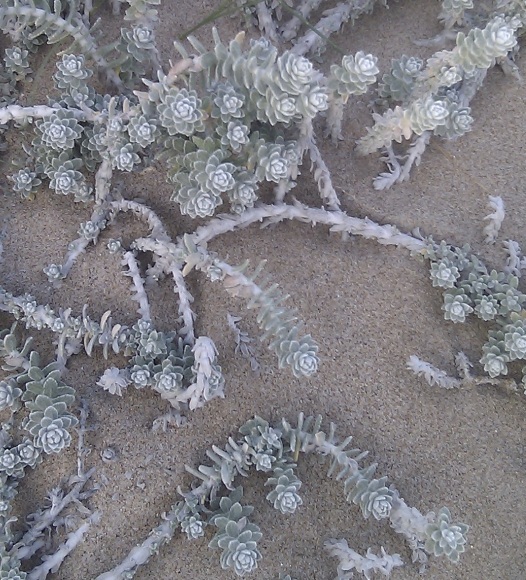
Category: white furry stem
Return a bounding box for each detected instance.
[407,355,460,389]
[503,239,526,277]
[95,509,182,580]
[94,159,113,205]
[308,137,341,209]
[483,195,505,244]
[76,401,90,478]
[108,199,169,240]
[274,178,289,204]
[227,314,260,372]
[0,104,87,124]
[289,0,386,57]
[132,237,180,274]
[324,95,345,144]
[169,265,196,345]
[27,511,101,580]
[183,336,225,410]
[372,146,401,191]
[291,2,353,56]
[255,1,279,43]
[280,0,326,41]
[59,205,111,278]
[14,467,97,561]
[398,132,430,182]
[296,117,340,208]
[458,68,488,107]
[373,133,430,190]
[325,540,404,578]
[131,239,198,346]
[109,199,170,285]
[191,202,426,253]
[122,251,151,321]
[389,494,432,562]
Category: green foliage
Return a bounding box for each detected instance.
[422,238,526,382]
[424,507,469,563]
[168,413,468,577]
[3,0,521,576]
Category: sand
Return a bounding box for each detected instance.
[1,1,525,579]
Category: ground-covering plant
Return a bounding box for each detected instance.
[0,0,524,577]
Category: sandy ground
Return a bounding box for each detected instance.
[1,1,526,579]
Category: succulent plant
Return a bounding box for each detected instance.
[180,515,205,539]
[329,51,379,98]
[9,168,42,198]
[346,471,394,520]
[378,55,424,102]
[433,103,473,139]
[122,24,156,62]
[78,220,102,242]
[473,295,499,321]
[212,83,246,122]
[35,109,83,152]
[454,15,520,73]
[54,54,92,90]
[430,260,460,289]
[4,46,30,81]
[16,441,40,468]
[265,466,303,514]
[425,507,469,562]
[152,365,184,398]
[130,366,152,388]
[274,52,314,95]
[409,97,450,135]
[158,87,205,136]
[43,263,64,283]
[30,407,75,454]
[97,367,130,396]
[503,320,526,360]
[47,157,85,196]
[481,336,509,377]
[0,450,21,477]
[272,330,319,378]
[209,491,263,577]
[442,290,473,323]
[127,114,159,147]
[0,380,22,412]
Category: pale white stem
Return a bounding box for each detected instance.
[483,195,505,244]
[96,480,215,580]
[307,138,341,209]
[94,159,113,205]
[296,117,340,208]
[324,95,345,144]
[109,199,169,240]
[291,3,353,56]
[181,336,224,410]
[122,251,151,321]
[14,467,96,561]
[398,132,431,183]
[95,513,179,580]
[280,0,326,41]
[274,179,289,204]
[255,1,280,43]
[191,202,426,253]
[59,205,111,277]
[27,512,101,580]
[0,104,86,124]
[169,265,196,345]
